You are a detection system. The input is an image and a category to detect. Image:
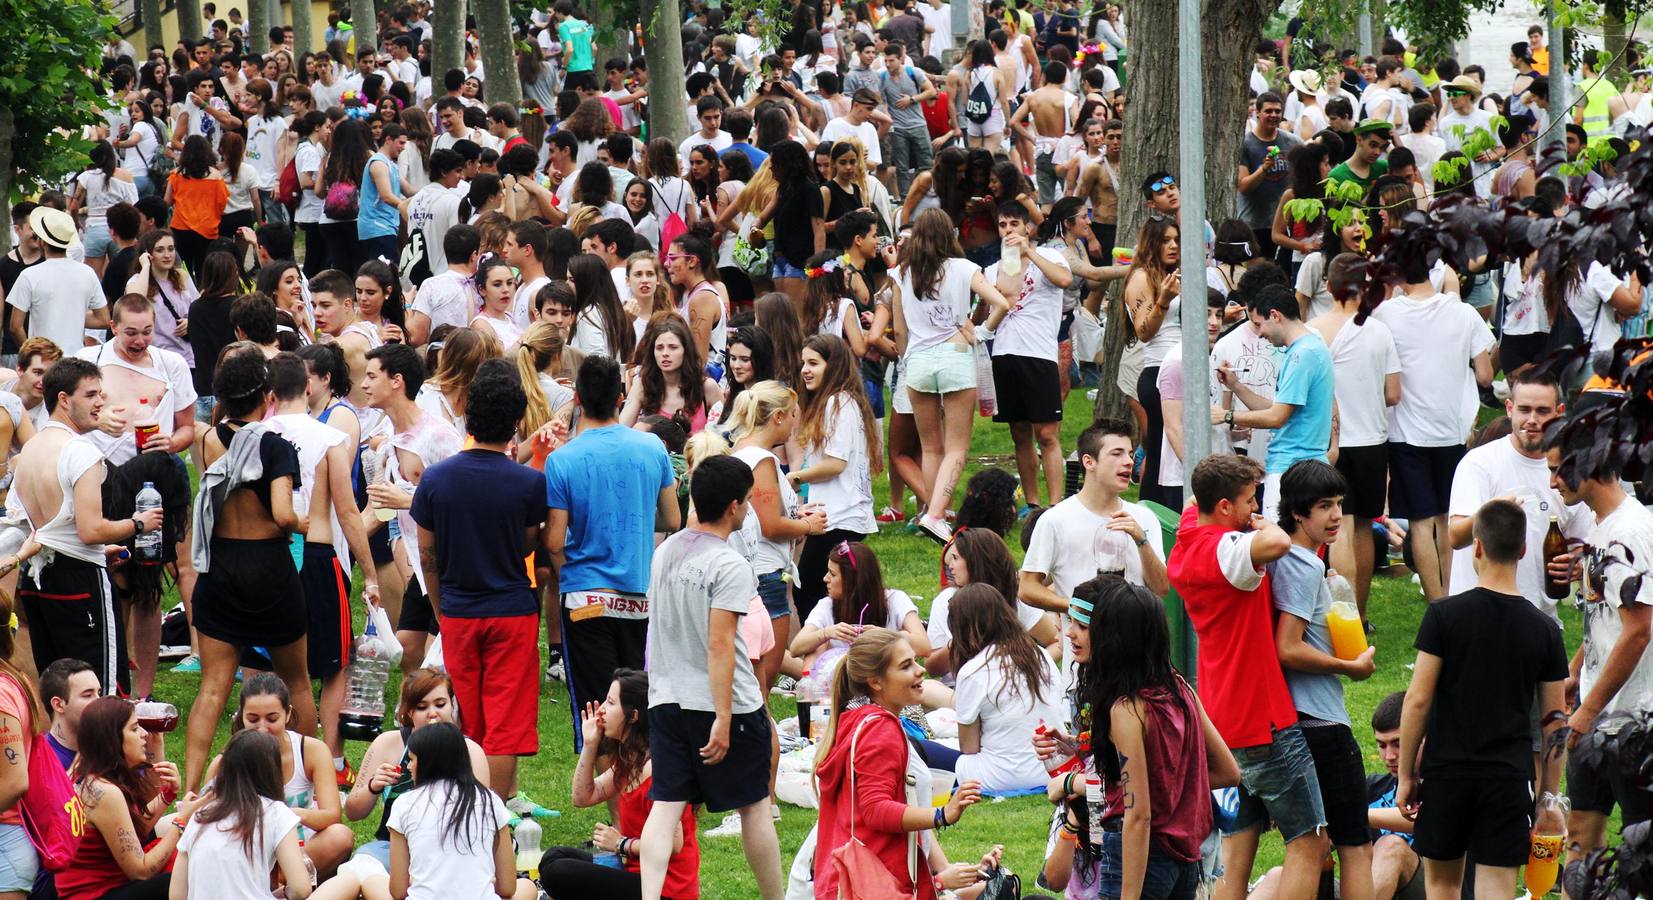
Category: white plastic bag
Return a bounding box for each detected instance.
[420,634,444,671]
[367,602,403,665]
[1074,305,1104,364]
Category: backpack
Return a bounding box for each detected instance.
[275,155,299,206]
[654,177,690,264]
[145,122,175,181]
[324,180,359,220]
[964,70,994,124]
[20,730,83,872]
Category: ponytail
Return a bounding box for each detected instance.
[728,379,795,440]
[811,626,907,771]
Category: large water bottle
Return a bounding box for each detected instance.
[338,617,392,741]
[134,482,163,562]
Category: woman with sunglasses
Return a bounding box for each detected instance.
[1121,216,1181,507]
[789,540,928,672]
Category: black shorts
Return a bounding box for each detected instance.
[1334,443,1389,519]
[301,543,352,678]
[1566,729,1653,826]
[1412,775,1533,866]
[368,526,395,566]
[194,537,306,648]
[647,705,772,813]
[1300,722,1371,847]
[991,354,1063,424]
[1386,442,1465,520]
[563,69,597,92]
[19,555,127,694]
[397,575,440,636]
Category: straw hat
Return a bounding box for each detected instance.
[1442,74,1483,99]
[1287,69,1323,96]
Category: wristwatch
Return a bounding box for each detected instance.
[132,516,146,535]
[1133,534,1148,547]
[1224,410,1235,426]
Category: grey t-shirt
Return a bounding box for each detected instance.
[1270,543,1348,725]
[843,66,882,102]
[879,67,929,132]
[645,529,764,715]
[1237,129,1300,230]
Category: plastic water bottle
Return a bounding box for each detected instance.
[1034,720,1081,777]
[513,818,543,879]
[134,482,163,562]
[975,341,997,417]
[338,619,391,741]
[1085,775,1105,846]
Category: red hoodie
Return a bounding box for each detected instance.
[813,705,936,900]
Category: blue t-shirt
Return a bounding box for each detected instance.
[357,151,402,240]
[410,449,547,618]
[544,425,675,595]
[1269,544,1347,726]
[728,141,769,171]
[1266,331,1335,474]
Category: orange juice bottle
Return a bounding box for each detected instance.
[1326,600,1368,660]
[1525,833,1563,896]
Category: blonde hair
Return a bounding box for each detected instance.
[514,320,579,437]
[727,379,795,440]
[736,162,777,216]
[428,327,500,416]
[814,627,907,769]
[683,430,731,472]
[567,204,602,238]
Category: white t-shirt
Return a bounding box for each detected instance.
[1210,323,1279,460]
[1501,264,1548,336]
[896,258,981,355]
[986,247,1070,362]
[412,270,478,334]
[1324,317,1401,448]
[223,164,260,214]
[572,304,616,358]
[294,141,327,224]
[1293,252,1336,321]
[926,585,1046,686]
[74,342,198,466]
[512,275,551,332]
[8,258,106,355]
[1446,437,1590,621]
[677,130,733,167]
[177,798,301,900]
[1156,345,1232,488]
[388,57,419,87]
[1370,292,1494,447]
[76,171,139,230]
[919,2,952,58]
[386,784,512,900]
[1579,499,1653,728]
[244,115,288,191]
[819,118,884,165]
[804,393,876,534]
[804,589,918,651]
[732,445,799,576]
[1438,107,1495,197]
[953,646,1063,792]
[405,184,464,273]
[122,120,162,176]
[1020,495,1164,597]
[1569,261,1627,360]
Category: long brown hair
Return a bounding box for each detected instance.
[220,131,247,183]
[947,584,1049,705]
[398,106,433,172]
[948,528,1020,604]
[828,540,889,629]
[192,729,284,857]
[0,591,44,734]
[797,334,881,472]
[598,669,651,791]
[898,208,966,302]
[73,697,157,815]
[754,292,803,386]
[135,228,186,293]
[816,626,908,768]
[636,314,708,417]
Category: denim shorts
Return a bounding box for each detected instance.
[1228,723,1327,842]
[194,395,217,422]
[771,251,806,280]
[1098,829,1200,900]
[82,221,116,259]
[0,823,39,892]
[353,839,392,869]
[904,343,975,395]
[757,571,791,620]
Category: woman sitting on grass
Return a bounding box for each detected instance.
[925,528,1059,692]
[790,540,929,670]
[172,730,313,900]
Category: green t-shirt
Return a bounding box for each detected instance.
[1328,158,1389,195]
[559,18,594,73]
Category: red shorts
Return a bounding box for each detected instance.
[439,613,541,756]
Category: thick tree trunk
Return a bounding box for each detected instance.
[643,0,689,144]
[292,0,314,54]
[1095,0,1277,426]
[141,0,165,54]
[0,106,12,256]
[475,0,520,106]
[350,0,378,59]
[178,0,203,45]
[592,3,623,72]
[250,0,269,52]
[1604,0,1627,78]
[432,0,463,83]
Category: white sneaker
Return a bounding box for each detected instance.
[917,515,952,544]
[705,812,744,837]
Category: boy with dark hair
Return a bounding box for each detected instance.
[1271,459,1375,900]
[413,359,548,804]
[1397,498,1568,900]
[638,454,780,900]
[39,658,99,769]
[1169,452,1327,900]
[505,220,551,329]
[407,223,480,346]
[101,202,142,304]
[229,293,279,352]
[1366,691,1422,900]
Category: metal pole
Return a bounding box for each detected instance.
[1547,5,1571,156]
[1358,6,1373,58]
[1178,0,1210,482]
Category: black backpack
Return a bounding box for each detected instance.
[965,72,994,124]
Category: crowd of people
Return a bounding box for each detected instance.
[0,1,1649,899]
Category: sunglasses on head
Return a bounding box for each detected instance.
[1149,176,1176,193]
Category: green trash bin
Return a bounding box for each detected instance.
[1140,500,1196,687]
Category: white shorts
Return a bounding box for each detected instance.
[1262,471,1282,524]
[965,107,1007,138]
[890,358,913,415]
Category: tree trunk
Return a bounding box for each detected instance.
[1604,0,1627,79]
[178,0,203,45]
[350,0,378,59]
[474,0,520,106]
[432,0,463,83]
[1094,0,1278,426]
[0,105,13,256]
[592,3,623,72]
[643,0,689,144]
[250,0,269,53]
[141,0,165,54]
[292,0,314,54]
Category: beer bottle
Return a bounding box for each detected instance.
[1543,516,1571,600]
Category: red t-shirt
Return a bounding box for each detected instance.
[618,775,698,899]
[922,92,951,139]
[1166,507,1296,748]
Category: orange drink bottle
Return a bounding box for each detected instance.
[1326,600,1368,660]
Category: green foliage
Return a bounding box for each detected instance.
[0,0,116,198]
[1432,153,1471,187]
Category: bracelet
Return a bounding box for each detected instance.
[1062,771,1076,797]
[934,876,946,893]
[170,816,186,831]
[1058,828,1080,844]
[933,806,946,829]
[617,837,628,857]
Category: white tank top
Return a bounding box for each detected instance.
[283,730,315,810]
[679,282,727,374]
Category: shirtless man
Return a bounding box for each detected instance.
[266,353,378,786]
[990,29,1025,163]
[14,358,161,694]
[75,295,198,698]
[1010,61,1080,206]
[997,15,1039,166]
[1075,120,1123,252]
[13,338,62,432]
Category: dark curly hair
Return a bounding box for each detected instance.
[954,467,1019,535]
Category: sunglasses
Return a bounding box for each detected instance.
[663,253,693,263]
[833,540,858,568]
[1149,176,1176,193]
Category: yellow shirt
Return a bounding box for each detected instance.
[1532,45,1550,75]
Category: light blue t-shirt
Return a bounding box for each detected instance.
[544,425,676,594]
[1270,544,1347,725]
[357,151,402,240]
[1266,331,1334,474]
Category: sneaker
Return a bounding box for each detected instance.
[172,655,201,674]
[506,791,559,820]
[545,650,565,683]
[771,675,798,696]
[705,812,744,837]
[336,761,355,790]
[917,515,952,545]
[876,505,905,524]
[771,803,782,821]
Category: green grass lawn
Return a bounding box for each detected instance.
[144,388,1589,896]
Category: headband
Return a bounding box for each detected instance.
[1069,595,1093,627]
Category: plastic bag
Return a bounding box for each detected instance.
[421,634,444,671]
[368,603,403,665]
